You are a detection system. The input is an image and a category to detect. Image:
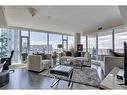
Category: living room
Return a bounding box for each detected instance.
[1,4,127,91]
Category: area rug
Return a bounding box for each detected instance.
[40,67,101,87]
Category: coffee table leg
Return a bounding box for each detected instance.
[68,71,73,88]
[50,76,60,88]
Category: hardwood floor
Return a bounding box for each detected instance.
[0,64,103,90]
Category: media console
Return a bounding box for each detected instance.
[100,67,127,89]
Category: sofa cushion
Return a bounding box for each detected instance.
[41,60,51,67]
[81,52,86,57]
[33,53,46,59]
[84,52,89,59]
[75,57,89,62]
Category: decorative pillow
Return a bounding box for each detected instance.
[65,51,72,56]
[33,53,46,59]
[84,52,89,59]
[61,52,66,56]
[81,52,86,57]
[40,53,46,60]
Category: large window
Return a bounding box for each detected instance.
[49,33,62,53]
[98,31,112,55]
[0,28,11,58]
[115,29,127,53]
[81,36,86,51]
[88,34,97,60]
[68,35,74,50]
[98,31,112,61]
[0,28,20,64]
[11,29,20,64]
[21,30,29,36]
[30,31,48,54]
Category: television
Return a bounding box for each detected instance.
[124,41,127,85]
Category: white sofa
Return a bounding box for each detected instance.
[28,54,52,72]
[101,56,124,76]
[60,52,91,66]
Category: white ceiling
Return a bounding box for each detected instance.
[2,6,124,34]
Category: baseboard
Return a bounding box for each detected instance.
[28,70,44,73]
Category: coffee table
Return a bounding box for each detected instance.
[50,65,73,88]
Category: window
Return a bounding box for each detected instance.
[115,29,127,53]
[49,33,62,53]
[0,28,20,64]
[0,28,11,58]
[30,31,48,54]
[81,36,86,51]
[21,30,29,36]
[98,31,112,61]
[68,35,74,50]
[88,34,97,60]
[98,31,112,55]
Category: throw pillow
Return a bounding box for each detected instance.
[84,52,89,59]
[41,53,46,60]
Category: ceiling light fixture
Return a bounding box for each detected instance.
[28,8,38,17]
[98,27,102,30]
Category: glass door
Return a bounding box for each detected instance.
[21,37,29,63]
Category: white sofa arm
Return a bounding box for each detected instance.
[104,56,124,76]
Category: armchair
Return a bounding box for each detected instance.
[28,54,52,72]
[1,50,14,72]
[101,56,124,76]
[0,60,10,87]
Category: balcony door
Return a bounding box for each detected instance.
[20,37,29,63]
[20,30,30,63]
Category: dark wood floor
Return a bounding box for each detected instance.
[0,64,103,90]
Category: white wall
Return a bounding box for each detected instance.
[0,6,7,27]
[74,33,81,50]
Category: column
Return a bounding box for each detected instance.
[74,33,81,50]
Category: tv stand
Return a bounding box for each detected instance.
[100,67,127,89]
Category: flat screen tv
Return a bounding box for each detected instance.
[124,41,127,85]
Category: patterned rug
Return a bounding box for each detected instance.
[40,67,101,87]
